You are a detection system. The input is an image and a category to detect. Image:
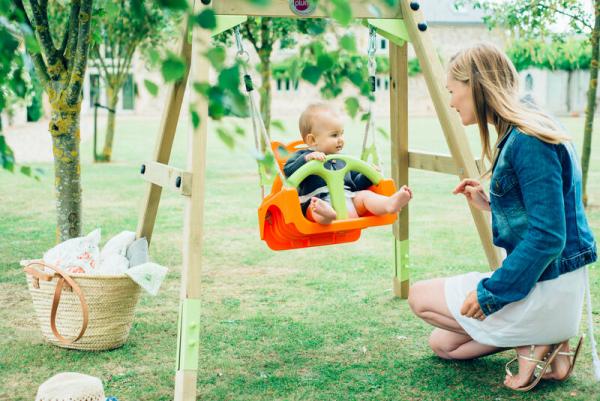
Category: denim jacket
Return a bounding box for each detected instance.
[477,126,597,316]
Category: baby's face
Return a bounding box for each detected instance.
[308,110,345,154]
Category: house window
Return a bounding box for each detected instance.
[294,80,299,90]
[104,37,113,59]
[276,78,282,91]
[384,78,389,90]
[380,38,387,50]
[525,73,534,92]
[122,73,135,110]
[376,77,382,89]
[89,74,100,108]
[285,78,291,91]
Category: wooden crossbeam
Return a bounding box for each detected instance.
[212,0,402,19]
[408,151,484,176]
[140,162,193,196]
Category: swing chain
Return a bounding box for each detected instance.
[234,26,250,64]
[367,26,377,78]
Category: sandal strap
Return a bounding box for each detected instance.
[518,353,546,365]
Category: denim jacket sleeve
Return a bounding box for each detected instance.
[477,133,567,315]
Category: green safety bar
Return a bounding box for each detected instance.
[286,155,383,219]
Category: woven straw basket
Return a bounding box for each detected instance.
[23,260,141,351]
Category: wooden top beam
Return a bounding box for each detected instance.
[212,0,402,19]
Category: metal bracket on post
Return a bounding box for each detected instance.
[175,298,202,371]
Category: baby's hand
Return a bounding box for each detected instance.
[305,151,326,162]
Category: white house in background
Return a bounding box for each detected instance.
[270,0,506,117]
[519,68,592,116]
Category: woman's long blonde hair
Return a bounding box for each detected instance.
[448,43,569,175]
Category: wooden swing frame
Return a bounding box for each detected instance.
[135,1,503,399]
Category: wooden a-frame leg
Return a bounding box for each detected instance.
[390,41,410,298]
[399,0,503,270]
[173,14,210,401]
[136,25,192,245]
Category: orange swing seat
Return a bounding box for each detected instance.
[258,140,398,251]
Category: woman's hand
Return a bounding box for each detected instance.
[305,151,326,162]
[460,291,486,321]
[453,179,491,211]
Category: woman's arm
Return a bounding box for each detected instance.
[477,134,567,316]
[453,179,492,212]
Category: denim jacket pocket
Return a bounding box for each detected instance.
[490,173,517,197]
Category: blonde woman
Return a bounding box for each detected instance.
[408,43,599,391]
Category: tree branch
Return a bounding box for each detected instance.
[93,46,111,87]
[31,53,50,86]
[66,0,92,106]
[60,0,80,70]
[245,19,259,53]
[14,0,50,84]
[28,0,60,68]
[537,3,593,31]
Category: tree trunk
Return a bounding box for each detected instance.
[259,51,272,150]
[50,107,82,241]
[582,0,600,207]
[100,84,119,162]
[566,69,572,113]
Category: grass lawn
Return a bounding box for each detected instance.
[0,115,599,400]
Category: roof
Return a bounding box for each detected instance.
[420,0,486,25]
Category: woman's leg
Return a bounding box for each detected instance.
[409,278,503,359]
[429,328,504,360]
[408,278,466,334]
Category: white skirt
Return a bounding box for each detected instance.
[445,268,586,347]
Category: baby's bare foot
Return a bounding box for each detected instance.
[385,186,412,214]
[310,197,337,224]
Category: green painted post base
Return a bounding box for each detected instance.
[175,298,202,371]
[393,239,409,299]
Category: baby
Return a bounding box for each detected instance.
[283,103,413,224]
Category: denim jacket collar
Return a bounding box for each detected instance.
[496,126,514,149]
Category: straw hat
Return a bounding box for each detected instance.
[35,372,105,401]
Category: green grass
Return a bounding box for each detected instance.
[0,115,599,400]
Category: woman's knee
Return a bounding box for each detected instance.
[408,280,429,316]
[428,330,453,360]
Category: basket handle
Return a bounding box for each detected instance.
[24,261,89,345]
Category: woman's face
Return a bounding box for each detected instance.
[446,73,476,126]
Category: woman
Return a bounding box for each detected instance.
[408,43,598,391]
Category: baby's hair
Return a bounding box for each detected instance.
[299,103,338,141]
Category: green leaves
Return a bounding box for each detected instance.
[195,9,217,30]
[271,120,286,133]
[144,79,159,96]
[344,97,360,118]
[205,47,226,70]
[339,33,357,52]
[161,52,186,82]
[156,0,188,11]
[301,65,322,85]
[317,54,335,71]
[0,135,15,172]
[190,106,200,129]
[217,127,235,149]
[331,0,353,26]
